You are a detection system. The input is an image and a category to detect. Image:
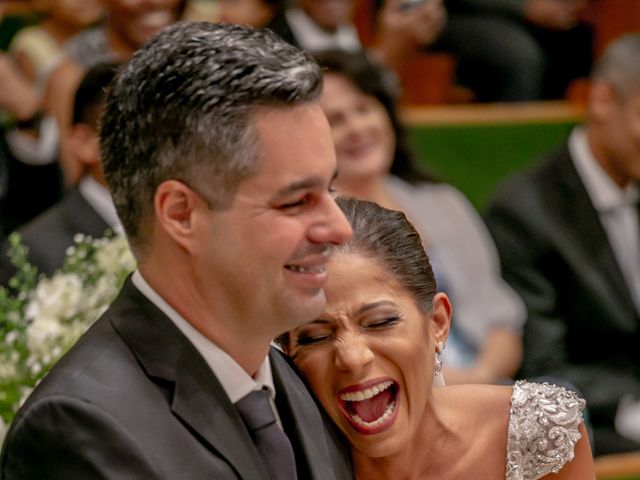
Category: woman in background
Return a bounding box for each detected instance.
[315,50,524,384]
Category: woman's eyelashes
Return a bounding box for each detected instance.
[294,313,403,346]
[362,315,402,330]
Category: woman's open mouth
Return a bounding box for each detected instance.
[337,378,400,434]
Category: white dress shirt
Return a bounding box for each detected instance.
[131,271,281,422]
[570,127,640,312]
[78,176,123,234]
[285,8,361,53]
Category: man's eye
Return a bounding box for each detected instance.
[363,316,401,330]
[279,196,309,210]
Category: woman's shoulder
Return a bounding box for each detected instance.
[506,380,586,479]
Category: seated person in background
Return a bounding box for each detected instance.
[44,0,185,185]
[0,62,121,284]
[316,50,525,384]
[216,0,286,30]
[262,0,445,73]
[433,0,593,101]
[2,0,103,175]
[0,53,63,240]
[278,196,594,479]
[485,33,640,455]
[9,0,104,90]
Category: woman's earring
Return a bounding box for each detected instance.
[434,341,445,377]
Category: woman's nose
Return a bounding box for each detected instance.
[333,335,374,373]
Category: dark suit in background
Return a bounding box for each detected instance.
[485,144,640,455]
[0,188,110,284]
[0,279,351,479]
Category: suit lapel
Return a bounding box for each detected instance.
[271,349,347,480]
[109,279,268,479]
[553,149,637,313]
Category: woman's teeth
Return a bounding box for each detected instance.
[339,380,394,402]
[350,400,396,427]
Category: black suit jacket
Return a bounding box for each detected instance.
[485,143,640,455]
[0,279,353,479]
[0,187,110,285]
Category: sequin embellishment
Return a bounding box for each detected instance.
[505,381,585,480]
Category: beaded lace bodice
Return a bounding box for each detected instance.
[505,381,585,480]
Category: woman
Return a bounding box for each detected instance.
[314,50,525,384]
[280,197,595,479]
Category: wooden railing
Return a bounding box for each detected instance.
[595,452,640,480]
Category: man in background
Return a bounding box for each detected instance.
[0,62,120,284]
[486,33,640,455]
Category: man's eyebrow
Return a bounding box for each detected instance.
[274,170,339,197]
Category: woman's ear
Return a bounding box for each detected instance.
[430,292,451,346]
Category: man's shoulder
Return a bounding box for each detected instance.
[489,145,573,212]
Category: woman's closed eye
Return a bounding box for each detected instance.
[295,328,333,346]
[363,315,402,330]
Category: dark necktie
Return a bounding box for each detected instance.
[235,389,298,480]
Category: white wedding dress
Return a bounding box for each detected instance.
[505,381,586,480]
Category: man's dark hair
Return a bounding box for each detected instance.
[100,22,322,253]
[72,62,120,128]
[591,33,640,100]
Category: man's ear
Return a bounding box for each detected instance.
[588,81,617,123]
[430,292,451,346]
[154,180,205,251]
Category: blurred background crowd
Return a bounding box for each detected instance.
[1,0,640,468]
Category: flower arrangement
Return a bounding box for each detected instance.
[0,233,136,443]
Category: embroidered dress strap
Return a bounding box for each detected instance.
[505,380,585,480]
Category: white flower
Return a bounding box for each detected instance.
[0,233,136,429]
[25,273,84,321]
[26,314,65,357]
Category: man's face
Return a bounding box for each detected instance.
[595,86,640,186]
[299,0,354,31]
[194,103,352,338]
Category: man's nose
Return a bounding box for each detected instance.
[308,194,352,246]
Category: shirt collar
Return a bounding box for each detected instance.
[131,270,276,403]
[569,127,639,212]
[285,8,361,53]
[78,176,123,234]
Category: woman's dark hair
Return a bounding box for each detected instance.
[313,50,438,185]
[335,196,437,311]
[276,196,437,350]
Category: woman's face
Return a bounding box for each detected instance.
[106,0,182,50]
[321,73,396,186]
[217,0,274,28]
[51,0,104,30]
[287,253,450,458]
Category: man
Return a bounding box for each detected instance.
[45,0,185,184]
[0,62,120,284]
[265,0,445,71]
[0,22,353,479]
[486,33,640,455]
